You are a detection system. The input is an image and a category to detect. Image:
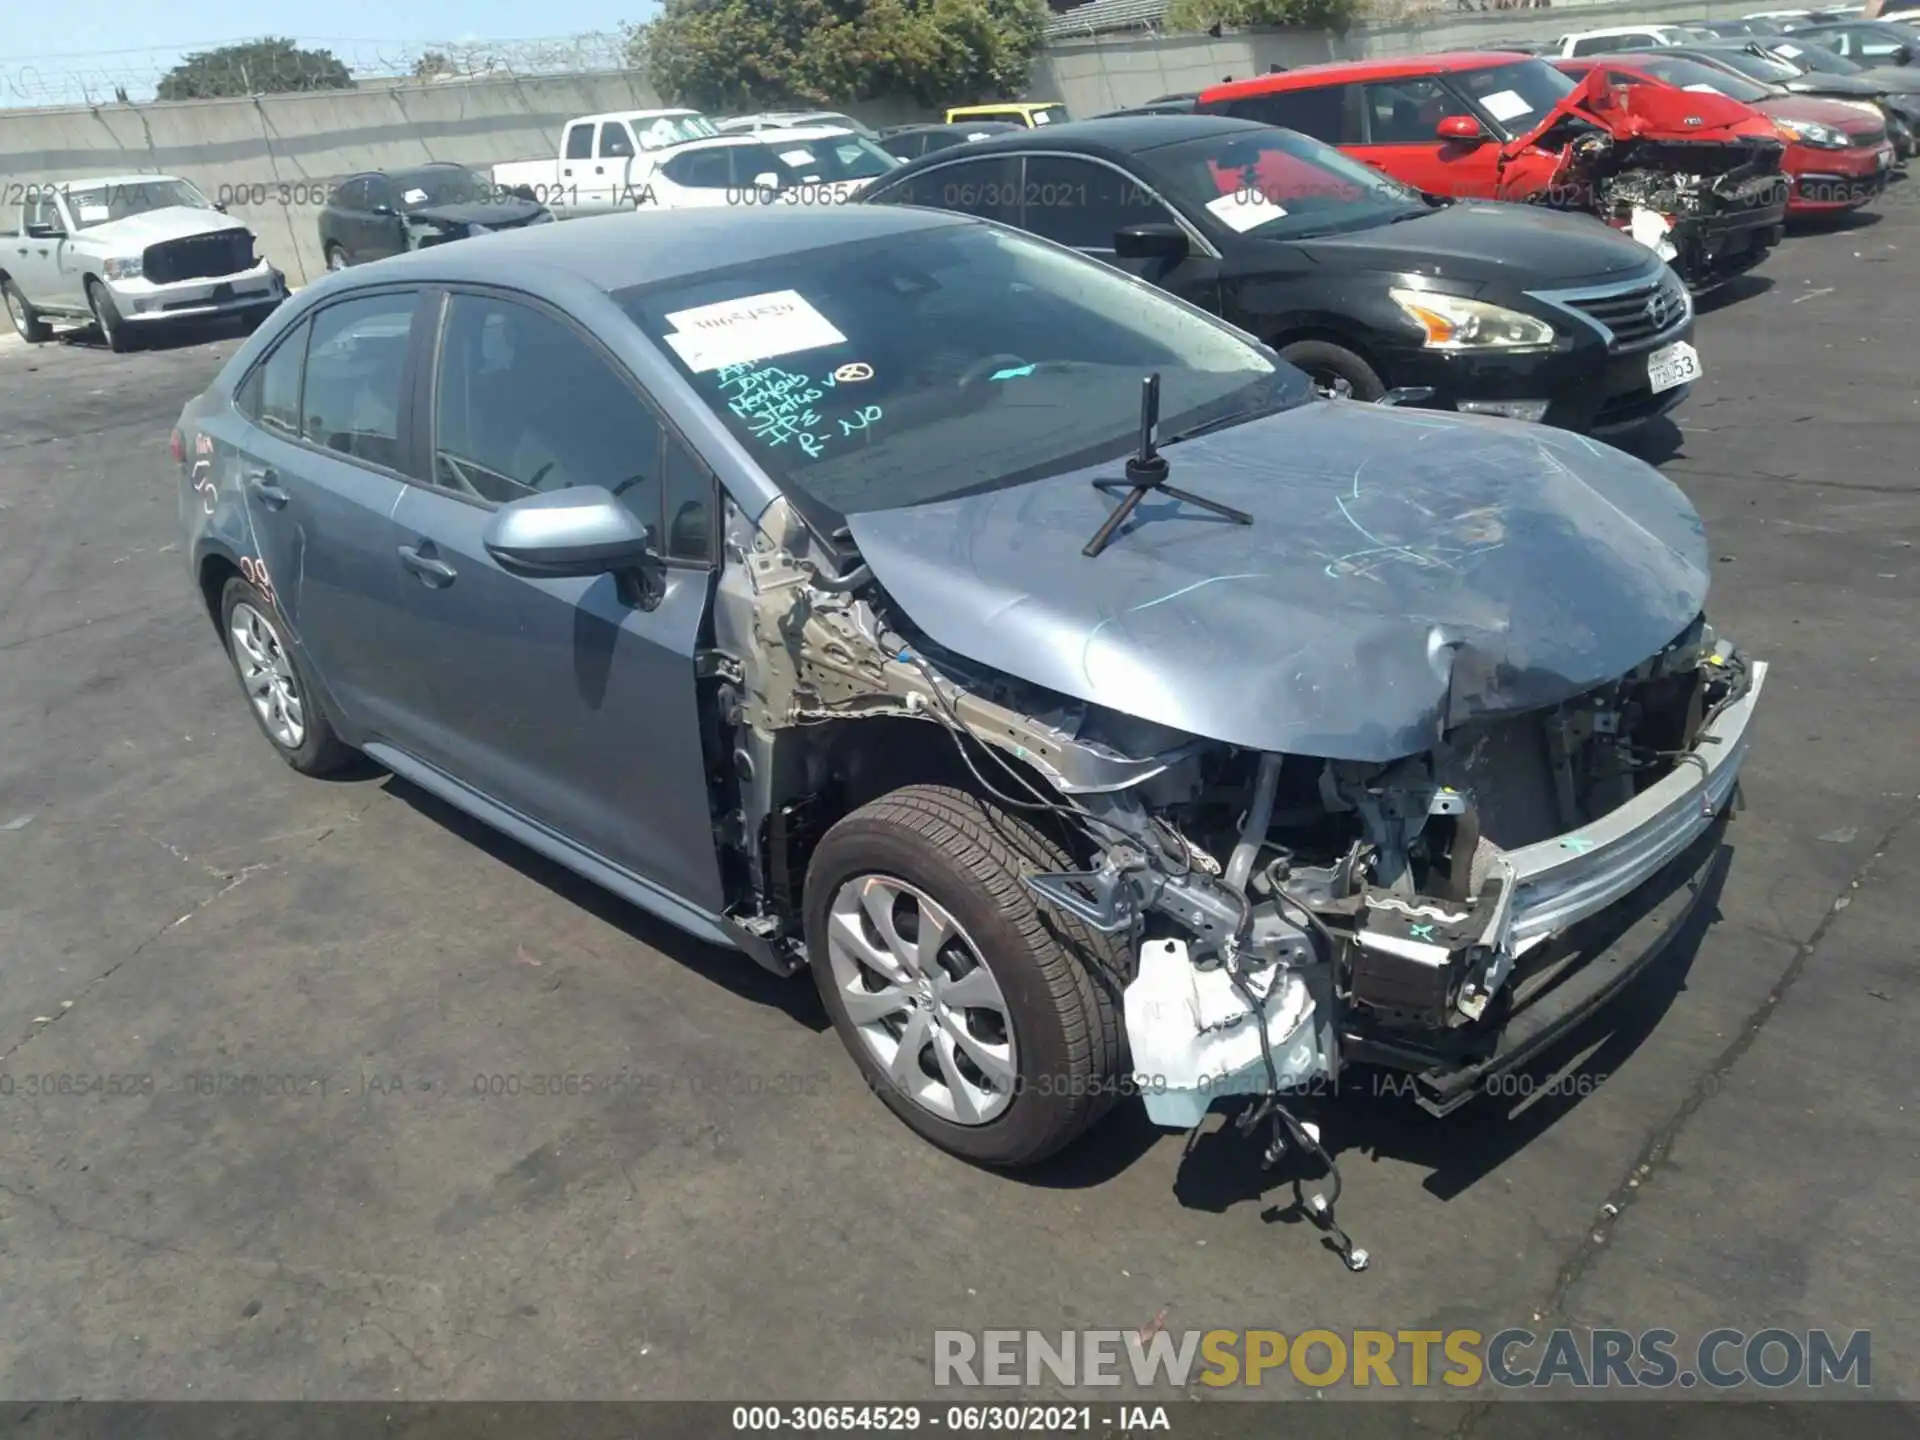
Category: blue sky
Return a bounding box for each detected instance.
[4,0,661,106]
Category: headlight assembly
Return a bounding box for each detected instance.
[1388,289,1556,351]
[1774,118,1852,149]
[102,256,143,281]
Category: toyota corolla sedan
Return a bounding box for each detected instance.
[172,208,1765,1183]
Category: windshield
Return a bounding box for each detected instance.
[618,224,1300,517]
[1145,127,1426,240]
[65,178,213,227]
[639,113,722,148]
[1029,104,1071,125]
[1451,59,1579,132]
[1631,54,1777,100]
[746,135,900,184]
[392,168,496,209]
[1769,38,1865,70]
[1705,47,1806,80]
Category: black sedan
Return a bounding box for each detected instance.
[858,115,1700,437]
[876,122,1021,163]
[1780,19,1918,64]
[1663,42,1920,156]
[317,163,553,272]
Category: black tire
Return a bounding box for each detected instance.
[218,575,357,777]
[87,279,139,353]
[2,277,52,343]
[1278,339,1385,402]
[324,243,348,272]
[804,784,1134,1168]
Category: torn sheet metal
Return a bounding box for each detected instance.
[847,402,1709,763]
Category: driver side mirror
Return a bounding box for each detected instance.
[483,487,662,600]
[370,203,396,217]
[1437,114,1486,142]
[1113,221,1189,261]
[753,171,784,192]
[1893,43,1914,65]
[23,223,58,240]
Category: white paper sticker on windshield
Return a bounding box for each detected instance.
[1684,82,1721,93]
[77,204,111,223]
[403,188,428,204]
[662,289,847,373]
[1031,110,1051,123]
[1478,88,1533,122]
[1776,42,1803,55]
[1204,190,1286,232]
[778,148,817,166]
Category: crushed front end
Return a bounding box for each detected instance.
[1060,621,1766,1132]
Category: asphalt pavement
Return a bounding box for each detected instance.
[0,200,1916,1411]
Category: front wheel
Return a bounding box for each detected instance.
[87,279,139,353]
[324,244,347,272]
[804,785,1134,1168]
[1278,339,1385,402]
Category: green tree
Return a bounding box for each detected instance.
[640,0,1048,111]
[156,38,354,101]
[1164,0,1360,34]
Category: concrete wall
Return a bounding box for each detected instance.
[0,0,1773,284]
[1036,0,1770,113]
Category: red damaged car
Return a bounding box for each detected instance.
[1197,53,1791,289]
[1555,53,1896,215]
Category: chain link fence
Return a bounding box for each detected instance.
[2,32,640,110]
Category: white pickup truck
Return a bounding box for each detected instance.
[492,109,721,216]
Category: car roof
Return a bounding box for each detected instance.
[898,113,1266,159]
[329,205,970,295]
[52,173,191,189]
[667,126,862,152]
[1201,50,1544,99]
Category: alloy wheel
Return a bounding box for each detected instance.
[228,600,306,749]
[825,874,1017,1126]
[5,290,26,334]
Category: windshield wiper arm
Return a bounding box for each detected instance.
[1162,401,1280,446]
[1083,373,1255,559]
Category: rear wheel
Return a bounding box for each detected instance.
[2,278,51,343]
[87,279,139,353]
[804,784,1134,1168]
[1279,339,1385,402]
[218,575,356,777]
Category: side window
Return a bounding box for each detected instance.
[563,123,595,161]
[664,150,732,189]
[26,195,65,235]
[238,320,309,440]
[873,156,1022,223]
[1217,84,1363,144]
[661,434,715,564]
[363,176,394,212]
[1019,156,1172,251]
[1362,79,1473,143]
[300,291,418,470]
[430,293,666,536]
[599,122,637,159]
[729,147,781,186]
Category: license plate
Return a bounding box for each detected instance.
[1648,340,1702,394]
[1875,147,1893,171]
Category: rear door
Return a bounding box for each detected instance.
[227,286,425,737]
[379,287,726,907]
[1353,76,1501,198]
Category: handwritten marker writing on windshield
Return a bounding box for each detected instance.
[989,364,1036,381]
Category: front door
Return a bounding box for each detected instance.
[12,195,67,308]
[1354,77,1503,200]
[380,288,725,910]
[1016,155,1225,309]
[218,287,424,737]
[359,176,408,262]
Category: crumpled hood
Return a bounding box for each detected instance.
[78,206,249,250]
[407,199,548,228]
[847,402,1710,763]
[1506,67,1779,159]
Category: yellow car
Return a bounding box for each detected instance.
[943,102,1071,128]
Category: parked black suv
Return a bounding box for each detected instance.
[317,163,553,272]
[860,116,1700,436]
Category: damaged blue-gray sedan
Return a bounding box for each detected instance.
[172,207,1765,1243]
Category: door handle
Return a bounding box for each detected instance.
[397,543,457,586]
[244,467,290,509]
[595,165,605,174]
